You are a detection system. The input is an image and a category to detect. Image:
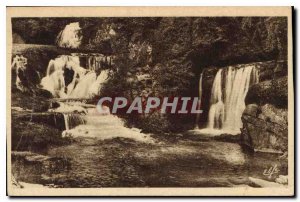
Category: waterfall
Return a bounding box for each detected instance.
[63,113,86,130]
[195,72,204,129]
[56,22,82,49]
[12,55,28,91]
[68,72,97,98]
[201,65,259,135]
[41,55,85,97]
[50,102,87,130]
[207,69,225,129]
[88,70,109,97]
[40,55,109,99]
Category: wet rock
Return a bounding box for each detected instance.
[243,104,259,117]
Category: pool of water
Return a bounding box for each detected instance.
[12,137,288,188]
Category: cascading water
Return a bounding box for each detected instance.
[195,72,204,129]
[88,70,110,96]
[50,102,87,130]
[198,65,259,135]
[56,22,82,49]
[40,55,109,99]
[41,55,82,97]
[41,54,110,132]
[40,52,150,142]
[63,113,86,130]
[207,69,225,129]
[62,107,154,143]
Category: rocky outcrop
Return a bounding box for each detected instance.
[241,76,288,153]
[245,76,288,108]
[13,111,66,131]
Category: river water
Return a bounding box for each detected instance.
[12,129,287,187]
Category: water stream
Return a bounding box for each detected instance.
[40,55,110,99]
[196,65,259,135]
[195,72,203,129]
[56,22,82,49]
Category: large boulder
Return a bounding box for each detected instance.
[241,73,288,153]
[241,103,288,153]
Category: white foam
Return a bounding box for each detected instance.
[62,107,154,143]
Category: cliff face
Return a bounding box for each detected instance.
[241,74,288,153]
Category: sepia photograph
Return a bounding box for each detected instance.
[6,7,294,196]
